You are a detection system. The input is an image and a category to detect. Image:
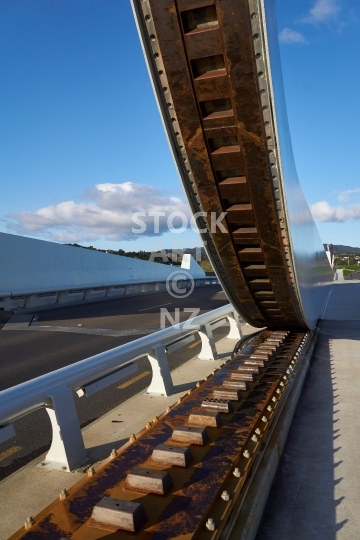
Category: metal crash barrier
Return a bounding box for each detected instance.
[0,304,241,472]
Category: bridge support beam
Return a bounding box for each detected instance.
[147,345,174,396]
[227,310,243,340]
[41,387,88,472]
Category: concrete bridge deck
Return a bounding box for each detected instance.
[2,282,360,539]
[256,282,360,540]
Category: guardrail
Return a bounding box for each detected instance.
[0,277,218,311]
[344,270,360,280]
[0,304,241,472]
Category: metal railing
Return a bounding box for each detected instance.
[0,277,218,311]
[0,304,241,472]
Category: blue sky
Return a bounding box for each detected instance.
[0,0,359,251]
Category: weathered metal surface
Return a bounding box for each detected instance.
[132,0,333,329]
[125,468,173,495]
[201,398,233,412]
[213,388,241,401]
[151,444,193,467]
[10,330,307,540]
[89,498,147,532]
[171,425,208,445]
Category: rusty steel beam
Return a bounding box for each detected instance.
[132,0,332,329]
[10,330,309,539]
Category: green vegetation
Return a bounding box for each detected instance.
[66,243,211,268]
[200,260,214,274]
[337,265,360,271]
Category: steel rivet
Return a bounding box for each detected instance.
[221,490,230,501]
[233,467,241,477]
[272,397,277,402]
[261,416,268,423]
[261,89,267,95]
[153,416,159,422]
[253,33,260,40]
[251,12,258,20]
[25,517,34,530]
[110,449,117,458]
[130,434,137,442]
[276,388,281,394]
[243,449,251,458]
[146,422,152,429]
[263,105,269,111]
[258,71,264,78]
[267,406,272,412]
[255,428,261,435]
[280,382,284,387]
[87,467,95,477]
[206,518,215,531]
[251,434,258,442]
[255,52,262,59]
[145,15,151,21]
[59,489,68,500]
[166,406,171,412]
[150,34,156,41]
[196,382,201,387]
[154,52,159,59]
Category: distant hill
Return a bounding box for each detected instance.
[330,245,360,255]
[66,244,209,262]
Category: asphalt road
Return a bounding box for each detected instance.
[0,286,229,479]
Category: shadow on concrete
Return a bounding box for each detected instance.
[87,438,129,463]
[256,320,349,540]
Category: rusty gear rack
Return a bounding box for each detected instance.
[10,330,311,539]
[132,0,307,329]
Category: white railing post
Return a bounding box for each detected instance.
[226,310,242,340]
[198,323,217,360]
[43,387,88,471]
[147,345,174,396]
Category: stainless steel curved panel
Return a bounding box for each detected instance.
[260,0,333,328]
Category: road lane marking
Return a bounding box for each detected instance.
[0,446,22,462]
[138,303,172,312]
[118,371,151,389]
[188,339,202,349]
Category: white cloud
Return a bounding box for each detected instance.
[310,200,360,222]
[337,188,360,202]
[7,182,193,243]
[302,0,340,23]
[279,28,307,44]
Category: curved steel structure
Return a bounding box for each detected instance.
[132,0,333,329]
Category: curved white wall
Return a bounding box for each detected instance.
[0,233,205,295]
